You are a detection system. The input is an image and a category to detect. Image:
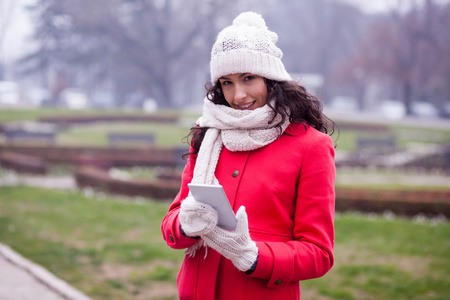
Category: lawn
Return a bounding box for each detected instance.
[0,186,182,299]
[50,120,450,154]
[1,108,450,150]
[0,186,448,300]
[0,108,193,148]
[57,122,189,148]
[0,108,178,123]
[1,108,449,299]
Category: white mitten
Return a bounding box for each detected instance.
[202,206,258,272]
[179,195,218,238]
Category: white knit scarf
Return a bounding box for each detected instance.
[191,97,290,185]
[185,98,290,256]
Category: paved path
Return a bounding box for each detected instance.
[0,174,76,189]
[0,174,87,299]
[0,243,91,300]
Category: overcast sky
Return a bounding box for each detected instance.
[343,0,450,13]
[342,0,402,13]
[1,0,36,63]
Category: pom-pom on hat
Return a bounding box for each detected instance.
[210,11,292,84]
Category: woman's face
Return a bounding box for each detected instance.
[218,73,268,110]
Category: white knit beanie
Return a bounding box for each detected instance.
[210,11,292,84]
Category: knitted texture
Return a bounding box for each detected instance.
[179,195,218,237]
[184,98,289,258]
[191,97,290,185]
[210,11,292,83]
[202,206,258,272]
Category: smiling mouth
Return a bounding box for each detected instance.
[236,101,256,110]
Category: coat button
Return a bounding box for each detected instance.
[169,235,174,242]
[274,279,283,285]
[232,170,239,177]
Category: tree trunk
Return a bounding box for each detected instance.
[403,80,413,116]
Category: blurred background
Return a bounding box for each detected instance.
[0,0,449,116]
[0,1,449,300]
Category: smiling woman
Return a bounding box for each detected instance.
[161,11,337,300]
[218,73,268,110]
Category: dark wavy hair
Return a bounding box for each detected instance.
[184,79,337,157]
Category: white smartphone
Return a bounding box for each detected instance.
[187,183,237,231]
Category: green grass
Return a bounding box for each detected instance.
[0,108,191,147]
[0,108,122,123]
[110,167,159,179]
[0,186,183,299]
[1,109,449,299]
[332,120,450,152]
[0,108,180,123]
[302,212,450,300]
[57,122,188,147]
[334,127,450,152]
[335,168,450,190]
[0,108,64,122]
[1,108,449,150]
[0,186,448,300]
[393,125,450,146]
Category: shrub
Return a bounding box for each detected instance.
[336,187,450,217]
[0,152,47,174]
[75,165,180,200]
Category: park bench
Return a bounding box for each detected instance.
[108,133,155,147]
[357,137,397,154]
[335,137,398,168]
[445,145,450,173]
[3,130,55,145]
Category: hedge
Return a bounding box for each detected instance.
[0,144,182,168]
[75,165,180,200]
[1,144,448,216]
[0,151,47,174]
[38,114,178,125]
[335,187,450,217]
[74,164,450,217]
[335,121,391,132]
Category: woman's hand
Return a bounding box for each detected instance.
[179,195,218,238]
[202,206,258,272]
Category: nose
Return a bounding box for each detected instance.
[233,84,246,103]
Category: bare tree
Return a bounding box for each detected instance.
[18,0,389,108]
[332,0,450,115]
[262,0,367,102]
[18,0,261,107]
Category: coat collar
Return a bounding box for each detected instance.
[284,123,308,136]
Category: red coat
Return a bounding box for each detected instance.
[161,123,335,300]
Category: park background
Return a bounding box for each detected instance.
[0,0,449,299]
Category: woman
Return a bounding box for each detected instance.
[161,11,336,300]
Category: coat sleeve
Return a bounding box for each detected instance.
[161,154,200,250]
[249,133,335,287]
